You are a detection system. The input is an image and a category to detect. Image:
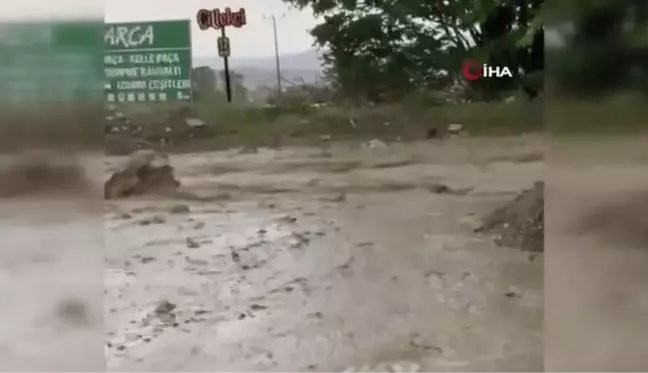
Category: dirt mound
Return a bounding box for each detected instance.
[104,150,180,199]
[477,181,544,252]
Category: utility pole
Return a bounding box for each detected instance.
[263,14,285,97]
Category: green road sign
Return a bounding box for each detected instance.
[104,20,192,103]
[0,21,104,105]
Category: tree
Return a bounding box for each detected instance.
[549,0,648,97]
[191,66,218,101]
[217,70,249,103]
[282,0,545,102]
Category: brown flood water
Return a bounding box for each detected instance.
[104,136,543,371]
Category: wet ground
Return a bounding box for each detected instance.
[104,136,544,371]
[546,136,648,371]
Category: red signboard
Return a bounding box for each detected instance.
[197,7,247,30]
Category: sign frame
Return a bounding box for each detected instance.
[104,19,193,104]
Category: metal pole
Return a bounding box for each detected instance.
[271,16,282,96]
[221,27,232,103]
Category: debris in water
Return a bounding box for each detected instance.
[155,300,176,314]
[249,304,268,311]
[409,332,443,353]
[338,256,354,271]
[322,192,346,202]
[140,215,166,225]
[170,203,190,214]
[141,256,156,264]
[277,215,297,224]
[154,300,177,324]
[185,256,209,266]
[230,249,241,264]
[427,183,452,194]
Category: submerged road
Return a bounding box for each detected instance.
[104,139,543,371]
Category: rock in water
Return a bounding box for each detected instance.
[478,181,544,252]
[104,149,180,199]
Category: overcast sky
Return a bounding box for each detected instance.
[106,0,319,58]
[0,0,319,58]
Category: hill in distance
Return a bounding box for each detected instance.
[193,48,325,89]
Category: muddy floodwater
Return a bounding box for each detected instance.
[104,137,543,371]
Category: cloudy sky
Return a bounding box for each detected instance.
[0,0,319,58]
[105,0,319,58]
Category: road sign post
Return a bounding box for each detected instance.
[104,20,192,103]
[218,28,232,102]
[196,7,246,103]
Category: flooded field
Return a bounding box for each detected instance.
[104,136,543,371]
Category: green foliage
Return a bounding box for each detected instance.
[192,66,251,105]
[192,66,218,101]
[284,0,545,102]
[218,70,249,103]
[189,99,540,150]
[548,0,648,98]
